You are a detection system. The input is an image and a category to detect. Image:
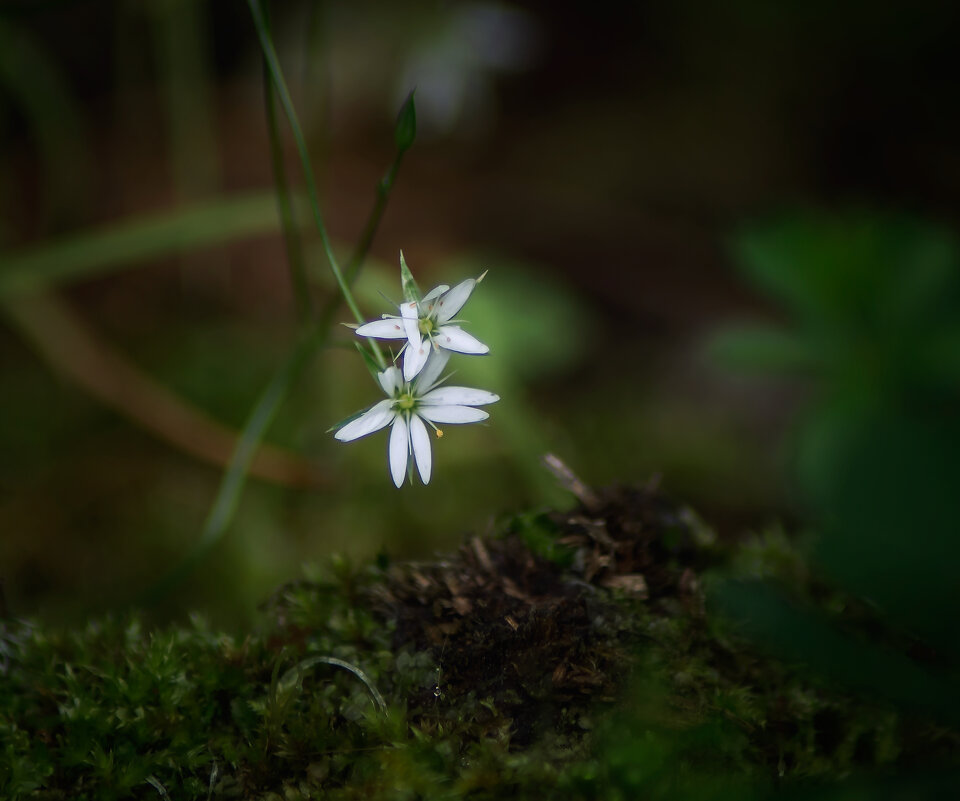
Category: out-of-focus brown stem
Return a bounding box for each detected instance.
[1,292,327,488]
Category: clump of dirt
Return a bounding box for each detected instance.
[367,478,713,745]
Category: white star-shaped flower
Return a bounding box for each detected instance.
[334,351,498,487]
[354,275,489,381]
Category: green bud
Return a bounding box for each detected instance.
[354,342,383,383]
[399,250,422,303]
[394,90,417,153]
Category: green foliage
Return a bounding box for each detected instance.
[707,212,960,783]
[712,213,960,394]
[504,509,576,568]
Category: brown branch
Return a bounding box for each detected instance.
[2,292,327,488]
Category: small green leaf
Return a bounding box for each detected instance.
[355,341,385,382]
[399,250,422,303]
[394,90,417,154]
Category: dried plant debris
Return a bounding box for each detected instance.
[4,483,960,800]
[360,482,715,747]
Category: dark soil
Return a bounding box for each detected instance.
[366,479,714,747]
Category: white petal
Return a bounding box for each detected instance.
[436,325,489,355]
[421,386,499,407]
[378,366,403,396]
[335,400,395,441]
[355,318,407,339]
[400,301,422,351]
[402,341,430,381]
[421,283,450,304]
[414,349,451,393]
[435,278,476,323]
[409,414,432,484]
[418,405,489,424]
[388,417,409,487]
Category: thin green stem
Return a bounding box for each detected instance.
[260,2,312,321]
[246,0,386,368]
[347,159,403,282]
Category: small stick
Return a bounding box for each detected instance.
[542,453,600,511]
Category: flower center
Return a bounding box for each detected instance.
[394,392,417,412]
[418,317,436,336]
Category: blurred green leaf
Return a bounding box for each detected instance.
[707,325,822,374]
[458,257,593,380]
[735,214,960,338]
[714,211,960,726]
[801,408,960,656]
[711,579,960,725]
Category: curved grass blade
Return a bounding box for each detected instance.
[279,655,387,715]
[138,325,325,605]
[0,192,301,297]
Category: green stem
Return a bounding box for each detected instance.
[260,2,312,321]
[246,0,386,368]
[347,158,403,282]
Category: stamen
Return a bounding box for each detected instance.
[423,419,444,438]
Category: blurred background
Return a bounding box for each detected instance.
[1,0,958,626]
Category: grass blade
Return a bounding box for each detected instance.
[138,325,325,605]
[0,192,301,297]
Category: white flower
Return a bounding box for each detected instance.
[355,275,489,381]
[334,351,499,487]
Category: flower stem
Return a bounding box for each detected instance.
[246,0,386,367]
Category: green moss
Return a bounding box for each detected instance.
[2,487,958,799]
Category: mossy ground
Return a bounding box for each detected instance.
[2,484,958,799]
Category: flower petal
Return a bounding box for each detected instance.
[436,325,489,355]
[388,416,409,487]
[414,349,451,393]
[409,414,432,484]
[421,386,499,407]
[402,340,430,382]
[355,318,407,339]
[435,278,476,323]
[418,405,489,424]
[422,284,450,305]
[378,366,403,396]
[400,301,422,351]
[335,400,395,441]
